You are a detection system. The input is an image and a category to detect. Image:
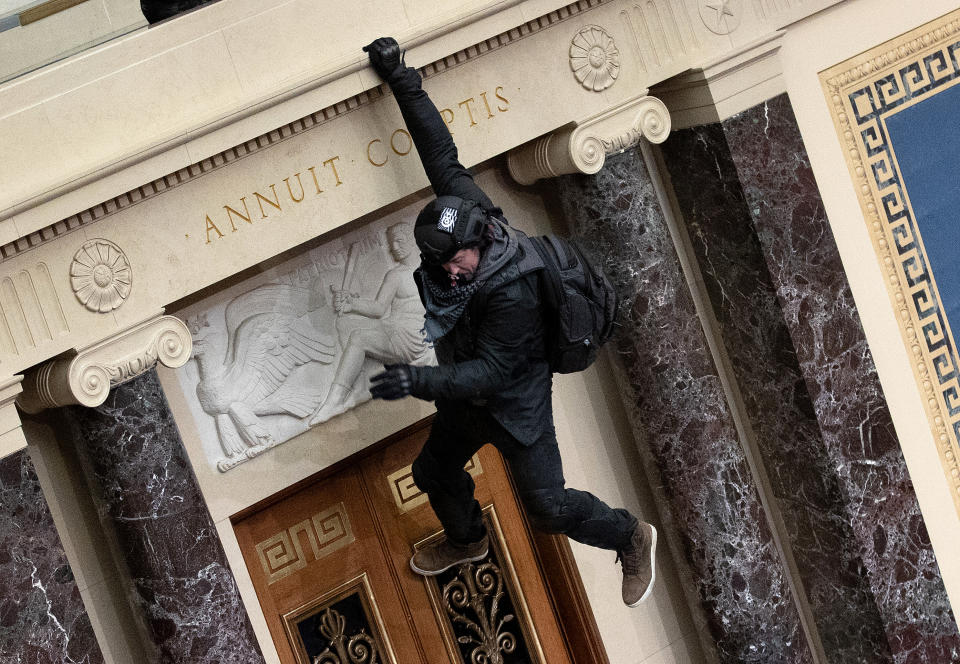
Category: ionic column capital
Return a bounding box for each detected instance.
[18,314,192,413]
[507,94,671,185]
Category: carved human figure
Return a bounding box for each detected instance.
[309,222,432,425]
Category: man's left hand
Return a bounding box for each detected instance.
[363,37,404,81]
[370,364,414,400]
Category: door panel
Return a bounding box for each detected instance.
[233,418,575,664]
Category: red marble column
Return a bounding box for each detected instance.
[659,93,960,663]
[58,370,264,664]
[553,148,814,664]
[0,449,104,663]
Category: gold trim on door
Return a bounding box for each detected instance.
[255,501,355,584]
[282,573,398,664]
[417,505,548,664]
[386,455,483,513]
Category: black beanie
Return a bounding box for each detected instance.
[414,195,486,264]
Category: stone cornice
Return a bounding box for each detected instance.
[18,315,192,413]
[506,94,670,184]
[0,376,26,458]
[0,0,606,261]
[650,31,786,130]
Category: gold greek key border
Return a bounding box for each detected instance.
[255,501,355,585]
[820,8,960,517]
[386,454,483,513]
[0,0,606,263]
[281,572,397,664]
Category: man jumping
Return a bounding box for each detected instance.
[363,37,657,607]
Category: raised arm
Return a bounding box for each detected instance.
[364,37,495,210]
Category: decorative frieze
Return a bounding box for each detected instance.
[507,94,671,184]
[17,314,191,412]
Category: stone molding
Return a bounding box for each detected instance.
[506,94,670,184]
[0,0,605,265]
[0,376,26,458]
[18,315,191,413]
[651,31,785,129]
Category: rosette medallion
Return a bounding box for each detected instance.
[569,26,620,92]
[71,239,132,312]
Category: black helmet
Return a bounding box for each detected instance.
[414,195,487,265]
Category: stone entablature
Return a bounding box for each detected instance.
[1,0,842,241]
[0,0,843,380]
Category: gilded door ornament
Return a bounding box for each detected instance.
[256,502,354,584]
[698,0,741,35]
[442,559,518,664]
[569,26,620,92]
[311,607,380,664]
[423,507,544,663]
[284,575,396,664]
[70,239,132,312]
[386,455,483,513]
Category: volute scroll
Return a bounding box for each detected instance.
[17,315,192,413]
[507,94,671,185]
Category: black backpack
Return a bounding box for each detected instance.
[516,233,620,373]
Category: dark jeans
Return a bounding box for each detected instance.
[412,403,638,551]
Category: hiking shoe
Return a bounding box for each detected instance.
[617,522,657,606]
[410,533,489,576]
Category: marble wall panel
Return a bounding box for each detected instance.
[660,120,892,663]
[718,93,959,662]
[0,449,104,664]
[552,148,812,664]
[59,371,264,664]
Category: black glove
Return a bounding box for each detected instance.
[363,37,405,81]
[370,364,413,400]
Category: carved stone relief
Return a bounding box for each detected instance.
[570,25,620,92]
[70,239,132,312]
[699,0,742,35]
[175,218,435,472]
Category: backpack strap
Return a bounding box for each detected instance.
[515,232,545,275]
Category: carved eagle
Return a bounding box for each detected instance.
[191,283,337,464]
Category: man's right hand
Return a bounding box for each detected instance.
[363,37,404,81]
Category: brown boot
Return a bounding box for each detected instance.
[410,533,489,576]
[617,522,657,606]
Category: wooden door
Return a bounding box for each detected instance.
[233,418,578,664]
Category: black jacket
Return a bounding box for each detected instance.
[385,66,553,445]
